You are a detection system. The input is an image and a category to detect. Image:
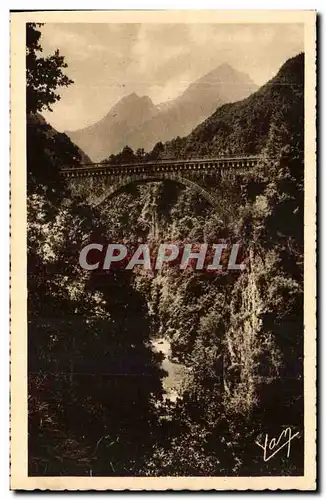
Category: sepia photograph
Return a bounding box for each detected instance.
[10,10,316,490]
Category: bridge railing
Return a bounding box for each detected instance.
[60,156,263,175]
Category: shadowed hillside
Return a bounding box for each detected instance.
[157,53,304,158]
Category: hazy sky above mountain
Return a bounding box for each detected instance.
[40,23,304,131]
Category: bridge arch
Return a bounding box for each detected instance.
[93,172,227,213]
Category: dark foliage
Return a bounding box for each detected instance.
[26,23,74,114]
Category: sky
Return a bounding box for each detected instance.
[39,23,304,131]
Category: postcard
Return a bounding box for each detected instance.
[10,10,316,490]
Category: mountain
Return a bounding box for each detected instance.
[159,53,304,159]
[123,63,258,155]
[65,64,258,162]
[66,93,159,162]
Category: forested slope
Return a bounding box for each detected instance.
[158,53,304,159]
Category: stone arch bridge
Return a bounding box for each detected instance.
[60,156,262,217]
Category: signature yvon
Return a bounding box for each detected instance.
[255,427,300,462]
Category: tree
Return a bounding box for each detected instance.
[136,148,145,160]
[148,141,164,161]
[26,23,73,114]
[120,145,135,163]
[25,25,83,195]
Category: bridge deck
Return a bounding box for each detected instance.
[60,156,262,177]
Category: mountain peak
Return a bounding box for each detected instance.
[120,93,153,105]
[179,63,257,106]
[214,62,234,73]
[123,92,139,101]
[109,93,155,116]
[197,63,256,86]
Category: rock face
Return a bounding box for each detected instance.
[65,64,258,161]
